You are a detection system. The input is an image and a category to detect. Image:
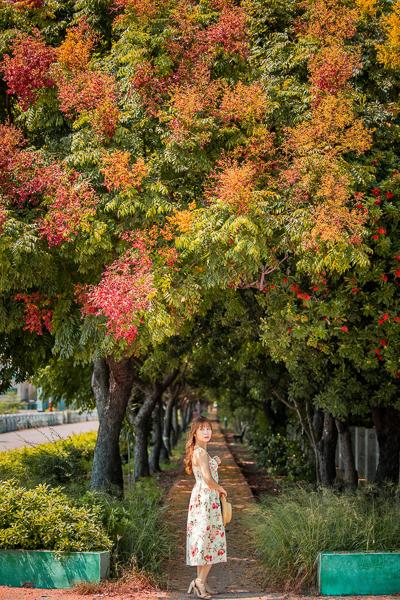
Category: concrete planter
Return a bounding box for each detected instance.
[319,551,400,595]
[0,549,110,589]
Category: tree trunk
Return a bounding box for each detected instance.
[335,419,358,489]
[171,402,180,447]
[150,398,163,473]
[183,401,192,431]
[162,391,175,454]
[90,357,135,497]
[316,411,338,487]
[134,370,179,480]
[372,406,400,484]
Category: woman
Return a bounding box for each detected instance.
[184,415,228,599]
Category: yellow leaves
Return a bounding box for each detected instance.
[167,208,196,233]
[355,0,377,17]
[376,1,400,69]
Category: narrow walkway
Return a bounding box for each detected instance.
[161,411,281,599]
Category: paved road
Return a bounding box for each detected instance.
[0,420,99,451]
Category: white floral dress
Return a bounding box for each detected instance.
[186,447,227,566]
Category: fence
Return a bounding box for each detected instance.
[0,410,98,434]
[336,427,379,481]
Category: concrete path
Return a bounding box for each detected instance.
[161,410,272,599]
[0,420,99,451]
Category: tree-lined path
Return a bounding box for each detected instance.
[162,412,279,599]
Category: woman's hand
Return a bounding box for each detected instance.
[218,486,227,498]
[213,455,221,466]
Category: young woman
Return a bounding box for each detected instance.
[184,415,228,599]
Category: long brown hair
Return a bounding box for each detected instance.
[184,416,213,475]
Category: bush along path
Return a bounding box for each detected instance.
[162,412,274,599]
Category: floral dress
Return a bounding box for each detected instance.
[186,447,227,566]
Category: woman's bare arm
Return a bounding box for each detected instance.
[195,448,227,495]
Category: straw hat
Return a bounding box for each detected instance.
[220,494,232,526]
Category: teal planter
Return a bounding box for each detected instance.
[319,551,400,596]
[0,549,110,589]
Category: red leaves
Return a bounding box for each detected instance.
[75,233,155,344]
[204,6,249,59]
[38,171,98,246]
[14,292,53,335]
[0,125,98,245]
[1,32,56,109]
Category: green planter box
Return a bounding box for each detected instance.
[0,549,110,589]
[319,551,400,596]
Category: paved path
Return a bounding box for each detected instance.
[0,420,99,451]
[161,411,272,599]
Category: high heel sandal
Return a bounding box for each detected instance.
[187,577,212,598]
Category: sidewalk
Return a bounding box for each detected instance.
[0,420,98,451]
[161,412,269,599]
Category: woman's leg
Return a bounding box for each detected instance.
[197,564,212,583]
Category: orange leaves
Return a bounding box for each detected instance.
[6,0,43,10]
[56,20,96,72]
[101,151,148,192]
[55,70,119,138]
[52,20,120,138]
[167,66,223,143]
[376,1,400,69]
[310,200,366,245]
[287,96,371,159]
[167,207,196,234]
[205,159,257,214]
[301,0,358,43]
[309,45,360,99]
[219,81,268,125]
[113,0,161,20]
[282,0,373,250]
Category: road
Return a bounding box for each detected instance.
[0,420,99,451]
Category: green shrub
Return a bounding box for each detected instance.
[0,401,23,414]
[247,485,400,592]
[0,480,112,552]
[0,432,97,487]
[249,430,313,481]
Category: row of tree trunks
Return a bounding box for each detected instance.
[90,354,191,497]
[132,369,179,480]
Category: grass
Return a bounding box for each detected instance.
[246,483,400,592]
